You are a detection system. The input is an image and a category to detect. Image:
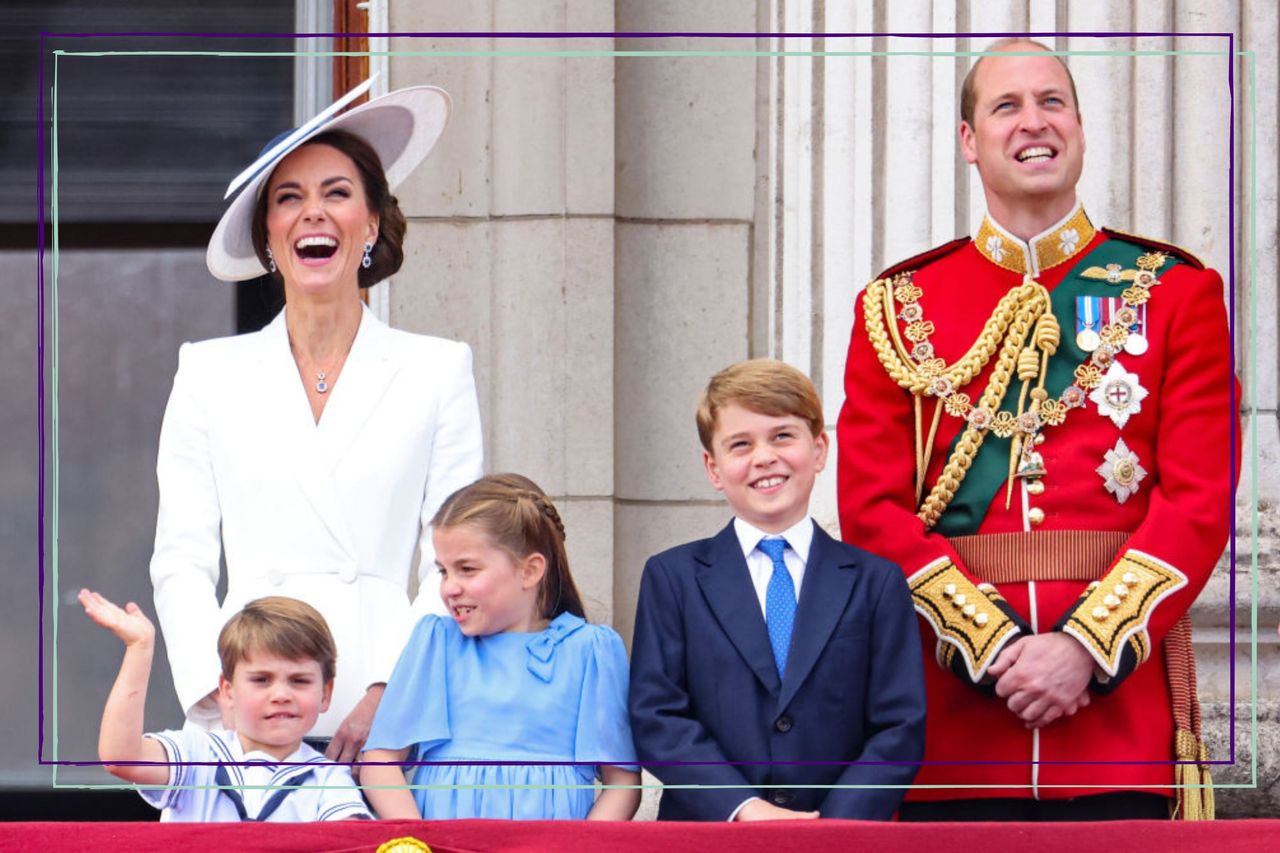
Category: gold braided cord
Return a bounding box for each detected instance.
[862,278,1033,394]
[862,274,1054,529]
[921,399,945,502]
[916,285,1051,528]
[882,280,917,367]
[913,395,924,499]
[1033,311,1061,354]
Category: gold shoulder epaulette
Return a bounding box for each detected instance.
[1101,227,1206,270]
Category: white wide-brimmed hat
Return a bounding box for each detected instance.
[206,77,451,282]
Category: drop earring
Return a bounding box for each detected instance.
[361,240,374,270]
[265,246,277,273]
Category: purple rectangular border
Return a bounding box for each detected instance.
[36,30,1242,773]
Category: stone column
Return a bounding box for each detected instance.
[385,2,619,622]
[612,2,762,645]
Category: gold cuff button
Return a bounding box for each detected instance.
[1028,507,1046,525]
[1091,606,1109,621]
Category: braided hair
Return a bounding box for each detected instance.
[430,474,586,620]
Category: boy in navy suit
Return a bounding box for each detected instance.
[629,359,926,821]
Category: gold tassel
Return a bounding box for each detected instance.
[1200,739,1216,820]
[1173,728,1213,820]
[1005,347,1042,508]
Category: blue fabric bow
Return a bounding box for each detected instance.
[525,613,586,682]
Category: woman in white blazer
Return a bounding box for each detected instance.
[150,83,482,763]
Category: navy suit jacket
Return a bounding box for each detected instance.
[628,519,926,821]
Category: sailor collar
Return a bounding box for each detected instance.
[974,203,1096,277]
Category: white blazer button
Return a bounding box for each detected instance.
[267,569,284,586]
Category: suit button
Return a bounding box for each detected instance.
[1028,507,1045,526]
[772,790,792,806]
[775,716,793,733]
[267,569,284,586]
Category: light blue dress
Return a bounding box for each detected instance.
[365,612,638,820]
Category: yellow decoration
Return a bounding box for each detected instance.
[944,392,973,417]
[1039,399,1067,426]
[1081,265,1138,283]
[377,837,433,853]
[1122,285,1151,305]
[1135,251,1169,271]
[1063,551,1188,676]
[1074,364,1103,389]
[908,559,1021,681]
[990,412,1017,439]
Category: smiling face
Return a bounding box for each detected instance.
[263,143,379,299]
[218,650,331,760]
[434,523,547,637]
[960,47,1085,229]
[703,403,829,534]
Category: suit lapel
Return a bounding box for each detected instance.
[694,522,781,697]
[314,303,400,466]
[252,309,358,562]
[777,522,859,711]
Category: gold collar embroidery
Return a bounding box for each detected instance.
[974,205,1096,277]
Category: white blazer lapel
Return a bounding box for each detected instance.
[253,309,359,562]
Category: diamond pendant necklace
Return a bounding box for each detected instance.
[289,319,357,397]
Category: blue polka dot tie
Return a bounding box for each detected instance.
[758,537,795,680]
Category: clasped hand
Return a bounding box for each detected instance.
[988,633,1093,729]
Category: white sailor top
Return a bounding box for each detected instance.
[139,729,370,822]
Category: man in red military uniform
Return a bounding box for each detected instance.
[837,38,1238,820]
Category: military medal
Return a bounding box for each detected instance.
[1106,298,1149,356]
[1089,362,1148,428]
[1075,296,1101,352]
[1124,332,1149,356]
[1121,300,1149,355]
[1097,437,1147,504]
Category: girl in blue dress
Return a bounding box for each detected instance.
[362,473,641,820]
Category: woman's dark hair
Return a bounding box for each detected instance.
[431,474,587,621]
[251,128,407,289]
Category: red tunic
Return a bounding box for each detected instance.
[837,208,1238,800]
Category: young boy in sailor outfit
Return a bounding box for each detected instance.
[80,591,370,822]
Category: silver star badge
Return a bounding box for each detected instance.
[1089,362,1148,428]
[1097,438,1147,504]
